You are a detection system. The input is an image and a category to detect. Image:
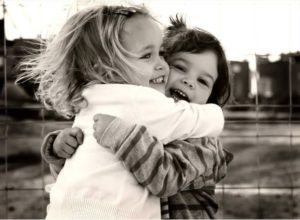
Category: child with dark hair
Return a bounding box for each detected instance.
[163,16,230,107]
[41,15,233,219]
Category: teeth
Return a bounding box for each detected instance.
[174,89,187,98]
[172,95,179,102]
[170,88,189,102]
[150,76,164,84]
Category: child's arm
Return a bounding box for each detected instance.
[41,128,83,178]
[94,114,233,197]
[41,131,64,178]
[132,87,224,143]
[214,147,234,183]
[41,116,232,197]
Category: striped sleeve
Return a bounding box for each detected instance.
[185,137,234,191]
[214,140,234,183]
[98,117,226,197]
[160,197,170,219]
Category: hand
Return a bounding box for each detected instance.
[53,127,84,158]
[93,114,116,145]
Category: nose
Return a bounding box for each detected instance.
[155,57,169,74]
[182,79,195,89]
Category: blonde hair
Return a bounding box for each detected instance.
[17,5,151,118]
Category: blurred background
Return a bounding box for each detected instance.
[0,0,300,218]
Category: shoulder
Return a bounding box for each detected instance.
[81,84,171,107]
[132,85,166,97]
[82,84,164,97]
[130,85,175,104]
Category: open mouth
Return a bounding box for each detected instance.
[169,88,190,102]
[149,76,165,84]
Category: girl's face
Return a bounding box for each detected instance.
[165,51,218,104]
[121,15,169,94]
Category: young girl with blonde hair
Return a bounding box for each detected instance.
[18,4,224,219]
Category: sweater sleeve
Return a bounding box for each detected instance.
[183,137,234,191]
[214,145,234,183]
[133,87,224,144]
[97,116,231,197]
[41,130,65,179]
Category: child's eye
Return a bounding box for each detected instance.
[141,53,151,59]
[174,64,186,72]
[198,78,208,86]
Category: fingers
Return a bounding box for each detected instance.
[53,127,82,159]
[93,119,105,141]
[93,113,115,122]
[93,114,116,126]
[93,114,117,142]
[93,125,101,145]
[56,148,73,159]
[76,129,84,145]
[93,114,102,122]
[57,135,80,158]
[69,127,84,145]
[55,140,75,158]
[93,131,98,144]
[62,144,76,155]
[93,122,97,133]
[65,136,79,148]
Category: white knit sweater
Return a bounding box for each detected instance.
[46,84,224,219]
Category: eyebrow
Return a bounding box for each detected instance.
[137,45,154,53]
[172,57,217,82]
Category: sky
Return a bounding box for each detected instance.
[1,0,300,60]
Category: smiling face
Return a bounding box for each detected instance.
[121,15,169,93]
[165,51,218,104]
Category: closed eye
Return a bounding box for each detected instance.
[173,64,186,72]
[140,53,152,59]
[198,78,208,86]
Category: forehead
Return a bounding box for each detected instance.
[121,15,163,52]
[170,51,218,80]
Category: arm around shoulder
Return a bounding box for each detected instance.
[97,116,224,197]
[133,88,224,143]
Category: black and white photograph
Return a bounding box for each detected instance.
[0,0,299,219]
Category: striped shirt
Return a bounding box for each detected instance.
[41,118,233,219]
[96,117,233,219]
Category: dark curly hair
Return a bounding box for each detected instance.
[162,15,231,106]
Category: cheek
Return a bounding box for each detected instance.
[139,62,156,78]
[166,70,179,86]
[196,88,211,104]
